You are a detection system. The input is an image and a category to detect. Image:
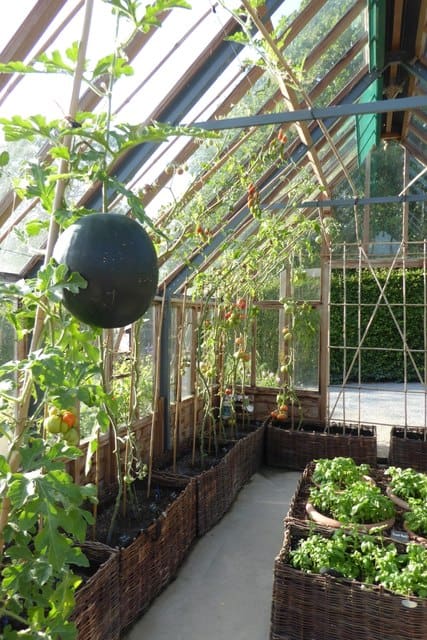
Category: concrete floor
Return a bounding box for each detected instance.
[122,467,300,640]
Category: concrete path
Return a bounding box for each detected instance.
[122,467,300,640]
[329,383,427,457]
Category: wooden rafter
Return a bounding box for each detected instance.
[385,0,404,135]
[401,0,427,140]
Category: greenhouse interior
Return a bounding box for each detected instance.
[1,0,427,638]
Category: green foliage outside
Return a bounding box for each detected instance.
[330,267,425,384]
[0,317,15,366]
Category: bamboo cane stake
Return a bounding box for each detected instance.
[173,290,187,472]
[122,436,129,517]
[191,307,198,464]
[0,0,94,554]
[192,387,199,465]
[424,239,427,441]
[147,289,166,497]
[92,429,100,539]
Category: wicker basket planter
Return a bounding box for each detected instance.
[233,421,265,490]
[270,524,427,640]
[157,422,265,537]
[86,475,196,633]
[118,474,197,631]
[196,422,265,535]
[389,427,427,471]
[72,541,121,640]
[154,454,232,537]
[265,417,377,470]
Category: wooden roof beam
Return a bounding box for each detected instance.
[401,0,427,140]
[385,0,404,135]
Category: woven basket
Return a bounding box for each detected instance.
[156,430,261,537]
[270,523,427,640]
[119,475,197,632]
[389,427,427,471]
[265,417,377,470]
[196,424,265,535]
[234,422,265,491]
[72,541,121,640]
[195,450,236,536]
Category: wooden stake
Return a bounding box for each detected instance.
[147,289,166,497]
[173,290,187,472]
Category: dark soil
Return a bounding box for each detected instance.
[271,420,374,437]
[86,478,183,549]
[392,427,427,441]
[161,443,234,477]
[159,421,263,476]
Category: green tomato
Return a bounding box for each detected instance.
[63,427,79,445]
[44,415,62,434]
[60,419,70,434]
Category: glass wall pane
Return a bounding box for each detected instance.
[293,308,320,390]
[181,308,193,399]
[255,308,280,387]
[138,309,155,416]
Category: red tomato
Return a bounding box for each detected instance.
[61,410,76,427]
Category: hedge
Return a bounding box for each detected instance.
[330,268,425,384]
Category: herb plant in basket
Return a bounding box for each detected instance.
[289,528,427,597]
[306,470,395,530]
[385,466,427,510]
[312,457,372,488]
[403,500,427,543]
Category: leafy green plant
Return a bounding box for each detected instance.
[309,460,394,525]
[312,457,372,488]
[404,499,427,536]
[375,542,427,597]
[386,466,427,502]
[290,529,379,582]
[0,2,210,636]
[290,528,427,597]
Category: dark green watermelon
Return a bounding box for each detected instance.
[53,213,159,328]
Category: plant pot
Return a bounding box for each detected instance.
[305,501,395,533]
[265,417,377,470]
[386,485,411,511]
[389,427,427,472]
[286,462,395,532]
[403,521,427,546]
